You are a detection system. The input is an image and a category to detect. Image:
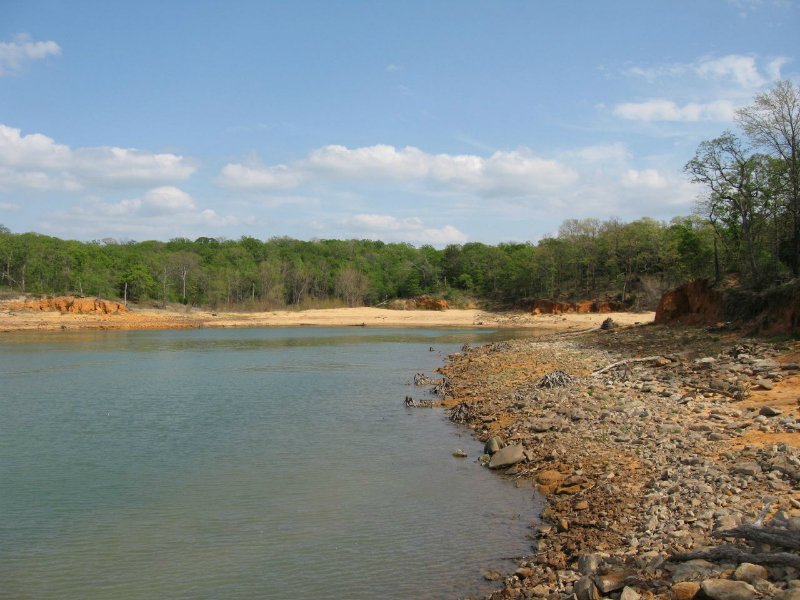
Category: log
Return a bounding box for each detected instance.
[592,356,666,375]
[712,524,800,551]
[672,547,800,569]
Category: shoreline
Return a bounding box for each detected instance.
[0,304,652,334]
[433,325,800,599]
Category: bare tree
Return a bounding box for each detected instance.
[334,265,369,307]
[168,252,201,301]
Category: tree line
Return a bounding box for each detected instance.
[1,82,796,310]
[0,216,720,309]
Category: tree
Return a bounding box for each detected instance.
[334,265,369,307]
[685,132,771,286]
[736,81,800,275]
[169,252,201,302]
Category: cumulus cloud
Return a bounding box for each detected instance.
[614,99,735,121]
[620,169,668,189]
[0,34,61,76]
[0,124,196,191]
[41,187,247,237]
[217,144,578,198]
[337,213,468,245]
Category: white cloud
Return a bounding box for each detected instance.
[614,99,736,121]
[42,187,247,238]
[624,53,788,88]
[694,55,766,88]
[215,163,302,191]
[386,63,403,71]
[620,169,668,189]
[337,213,468,245]
[0,201,20,211]
[0,34,61,76]
[0,124,196,190]
[217,144,578,198]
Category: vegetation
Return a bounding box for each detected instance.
[1,82,796,310]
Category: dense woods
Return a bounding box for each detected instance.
[1,82,797,310]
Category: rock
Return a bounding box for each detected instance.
[537,470,565,486]
[701,579,756,600]
[759,406,783,416]
[531,584,551,597]
[733,563,768,583]
[484,435,505,455]
[575,500,589,510]
[488,444,525,469]
[752,359,780,371]
[672,560,717,583]
[484,570,502,581]
[620,586,641,600]
[672,582,701,600]
[529,418,561,432]
[515,567,534,579]
[782,363,800,370]
[777,589,800,600]
[594,571,636,594]
[732,462,761,476]
[452,449,467,457]
[578,553,602,575]
[575,576,600,600]
[756,379,775,390]
[557,518,569,532]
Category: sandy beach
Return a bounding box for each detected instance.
[0,302,654,333]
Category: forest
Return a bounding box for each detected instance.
[1,82,797,310]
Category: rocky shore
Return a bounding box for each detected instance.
[430,324,800,600]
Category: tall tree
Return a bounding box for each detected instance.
[736,80,800,275]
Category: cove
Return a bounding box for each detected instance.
[0,327,540,600]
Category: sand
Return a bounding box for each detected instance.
[0,302,654,333]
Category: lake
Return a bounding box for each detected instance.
[0,327,539,599]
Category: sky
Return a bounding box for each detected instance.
[1,0,798,246]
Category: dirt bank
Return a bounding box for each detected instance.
[0,296,653,333]
[424,324,799,599]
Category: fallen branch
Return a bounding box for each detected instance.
[592,356,665,375]
[560,326,601,337]
[672,548,800,569]
[712,523,800,551]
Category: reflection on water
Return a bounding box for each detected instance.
[0,327,541,600]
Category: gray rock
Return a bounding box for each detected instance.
[756,379,774,390]
[782,363,800,371]
[488,444,525,469]
[759,406,783,416]
[529,418,560,432]
[452,449,467,458]
[752,359,780,371]
[732,462,762,476]
[484,435,505,455]
[575,576,600,600]
[701,579,756,600]
[578,553,602,575]
[620,586,641,600]
[671,559,718,583]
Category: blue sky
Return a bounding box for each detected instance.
[1,0,798,245]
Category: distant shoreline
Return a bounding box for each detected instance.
[0,305,654,334]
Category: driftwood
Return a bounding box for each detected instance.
[592,355,665,375]
[672,547,800,569]
[536,370,575,389]
[692,383,751,401]
[713,523,800,551]
[560,325,601,337]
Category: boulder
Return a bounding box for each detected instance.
[733,563,768,583]
[488,444,525,469]
[484,435,505,455]
[701,579,756,600]
[575,576,600,600]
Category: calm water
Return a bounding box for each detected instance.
[0,328,540,600]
